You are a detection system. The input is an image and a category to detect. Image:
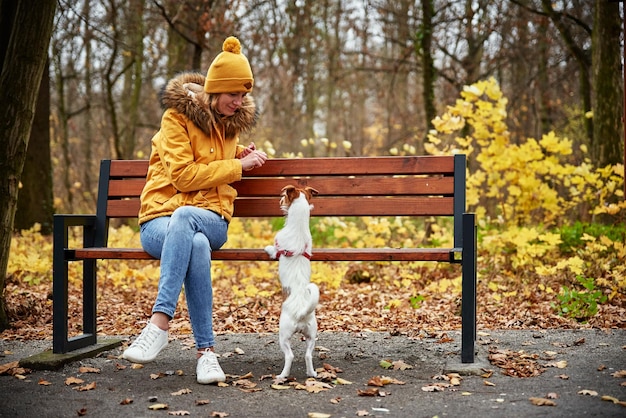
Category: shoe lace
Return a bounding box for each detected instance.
[132,324,160,351]
[199,351,221,374]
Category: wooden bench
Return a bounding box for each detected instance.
[53,155,477,362]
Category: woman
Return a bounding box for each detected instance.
[122,36,268,385]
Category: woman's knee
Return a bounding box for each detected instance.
[191,232,210,255]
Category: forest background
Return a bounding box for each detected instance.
[1,0,625,339]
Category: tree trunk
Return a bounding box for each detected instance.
[420,0,435,154]
[0,0,57,331]
[14,62,54,234]
[591,0,624,167]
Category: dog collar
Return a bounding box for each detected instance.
[275,240,312,259]
[276,249,312,259]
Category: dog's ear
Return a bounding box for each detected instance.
[304,187,319,200]
[281,185,298,203]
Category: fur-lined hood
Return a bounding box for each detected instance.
[160,72,257,138]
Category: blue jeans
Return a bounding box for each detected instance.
[140,206,228,349]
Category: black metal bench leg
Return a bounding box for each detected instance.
[461,213,477,363]
[52,216,69,354]
[52,215,98,354]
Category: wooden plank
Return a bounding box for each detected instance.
[108,179,145,197]
[109,160,149,177]
[106,176,454,200]
[105,155,454,177]
[107,156,454,179]
[232,176,454,197]
[232,196,455,217]
[106,196,455,218]
[73,247,454,262]
[244,156,455,177]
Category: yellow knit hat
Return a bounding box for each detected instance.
[204,36,254,93]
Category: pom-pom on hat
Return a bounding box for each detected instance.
[204,36,254,93]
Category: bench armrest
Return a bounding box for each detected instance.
[53,214,97,250]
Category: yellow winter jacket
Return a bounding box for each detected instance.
[139,72,257,224]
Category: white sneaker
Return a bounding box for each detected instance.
[122,322,168,363]
[196,350,226,384]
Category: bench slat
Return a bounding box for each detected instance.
[231,176,454,197]
[108,156,455,179]
[244,156,455,176]
[108,176,454,199]
[106,196,455,218]
[73,247,454,262]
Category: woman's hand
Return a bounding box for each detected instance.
[240,148,268,171]
[239,142,257,158]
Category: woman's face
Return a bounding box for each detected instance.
[216,92,247,116]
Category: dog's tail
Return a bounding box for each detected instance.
[284,282,320,322]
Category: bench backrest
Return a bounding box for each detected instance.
[95,155,467,248]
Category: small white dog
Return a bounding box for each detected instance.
[265,185,320,379]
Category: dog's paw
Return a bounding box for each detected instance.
[264,245,277,259]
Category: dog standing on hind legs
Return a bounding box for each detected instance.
[265,185,320,379]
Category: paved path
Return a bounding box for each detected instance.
[1,330,624,417]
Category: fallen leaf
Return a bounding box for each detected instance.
[210,412,229,417]
[271,384,291,390]
[545,360,567,369]
[131,363,144,369]
[481,369,494,378]
[232,379,257,389]
[601,395,620,404]
[448,373,462,386]
[148,403,169,410]
[484,380,495,386]
[307,413,331,418]
[323,363,343,373]
[421,384,447,392]
[379,359,393,369]
[367,375,404,387]
[77,408,87,416]
[65,377,84,385]
[335,377,352,385]
[597,364,607,371]
[120,398,133,405]
[573,338,585,346]
[168,411,190,416]
[356,410,369,416]
[546,392,559,399]
[195,399,210,405]
[74,381,97,391]
[357,387,379,397]
[0,361,19,375]
[392,360,413,370]
[234,347,245,355]
[171,388,192,396]
[78,366,100,373]
[529,397,556,406]
[558,374,569,380]
[304,380,333,393]
[611,370,626,378]
[578,389,598,396]
[38,378,52,386]
[151,372,166,380]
